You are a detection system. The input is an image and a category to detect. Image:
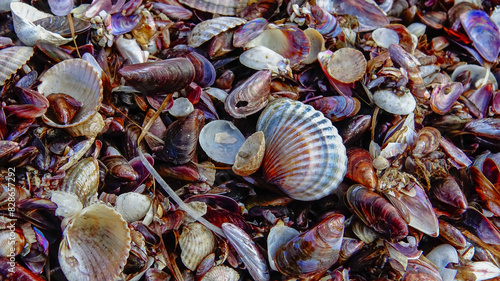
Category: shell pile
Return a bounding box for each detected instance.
[4,0,500,280]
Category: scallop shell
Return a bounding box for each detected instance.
[232,131,265,176]
[256,98,347,201]
[326,47,367,84]
[201,266,240,281]
[187,17,246,48]
[179,222,215,271]
[199,120,246,164]
[37,59,103,135]
[0,46,34,86]
[59,204,131,281]
[115,192,152,223]
[10,2,73,46]
[179,0,243,15]
[373,89,416,115]
[239,46,292,76]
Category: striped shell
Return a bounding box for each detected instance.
[188,17,246,48]
[0,46,34,86]
[179,222,216,271]
[201,266,240,281]
[179,0,244,15]
[59,204,131,281]
[256,98,347,201]
[59,157,99,205]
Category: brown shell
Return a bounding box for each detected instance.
[232,131,265,176]
[59,157,100,205]
[179,222,216,271]
[346,148,377,190]
[326,47,367,84]
[224,70,271,118]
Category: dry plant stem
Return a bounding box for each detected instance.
[371,106,380,141]
[482,62,491,88]
[67,14,81,58]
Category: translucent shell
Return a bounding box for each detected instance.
[199,120,246,164]
[326,48,367,84]
[256,98,347,201]
[461,10,500,63]
[179,0,244,15]
[187,17,246,48]
[179,222,216,271]
[224,69,271,118]
[59,204,131,281]
[0,46,34,86]
[48,0,73,16]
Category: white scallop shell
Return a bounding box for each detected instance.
[179,222,215,271]
[37,59,103,135]
[10,2,73,46]
[201,266,240,281]
[115,192,152,223]
[256,98,347,201]
[188,17,246,48]
[240,46,292,76]
[199,120,245,164]
[59,204,131,281]
[373,89,416,115]
[0,46,34,86]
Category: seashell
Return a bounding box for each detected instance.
[115,36,149,65]
[208,31,234,58]
[186,51,216,87]
[37,59,103,136]
[222,222,270,281]
[310,5,341,39]
[467,83,494,118]
[346,148,377,190]
[274,214,345,278]
[430,82,463,115]
[267,223,300,271]
[412,127,441,157]
[319,0,389,32]
[169,97,194,118]
[302,28,325,65]
[199,120,246,164]
[373,89,416,115]
[239,46,292,76]
[157,109,205,165]
[152,2,193,20]
[59,157,100,206]
[407,22,426,37]
[179,222,216,271]
[48,0,73,16]
[59,204,131,281]
[340,115,372,146]
[430,176,467,212]
[0,46,34,86]
[372,27,400,49]
[201,265,239,281]
[224,69,271,118]
[403,258,443,281]
[187,17,246,48]
[108,13,140,35]
[245,25,311,65]
[464,118,500,141]
[232,131,265,176]
[461,10,500,63]
[119,58,195,94]
[418,10,446,29]
[309,95,360,122]
[0,228,25,258]
[256,98,347,201]
[179,0,243,15]
[10,2,73,46]
[115,192,152,223]
[46,93,82,125]
[346,184,409,240]
[438,220,467,249]
[338,237,364,265]
[102,155,139,182]
[325,47,366,84]
[451,64,497,90]
[31,16,91,37]
[233,18,267,47]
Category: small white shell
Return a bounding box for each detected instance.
[0,0,19,12]
[115,36,149,65]
[205,87,228,102]
[188,17,246,48]
[10,2,73,46]
[199,120,246,164]
[0,46,34,86]
[115,192,152,223]
[201,266,240,281]
[51,191,83,218]
[267,223,300,271]
[372,27,400,49]
[407,23,427,38]
[59,204,131,281]
[240,46,292,76]
[169,97,194,117]
[256,98,347,201]
[179,222,215,271]
[426,244,458,281]
[373,89,416,115]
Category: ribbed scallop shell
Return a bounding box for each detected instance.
[0,46,34,86]
[179,0,243,15]
[256,98,347,201]
[201,266,240,281]
[37,59,103,132]
[187,17,246,48]
[59,204,131,281]
[179,222,215,271]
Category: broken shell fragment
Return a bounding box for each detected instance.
[199,120,245,164]
[232,131,265,176]
[373,89,416,115]
[187,17,246,48]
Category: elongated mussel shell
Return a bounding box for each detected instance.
[274,214,345,278]
[32,16,90,37]
[0,46,34,86]
[309,95,361,122]
[59,204,131,281]
[233,18,267,47]
[119,58,195,94]
[430,82,463,115]
[179,0,244,15]
[188,17,246,48]
[256,98,347,201]
[225,69,271,118]
[461,10,500,63]
[346,184,409,240]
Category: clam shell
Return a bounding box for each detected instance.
[179,222,216,271]
[0,46,34,86]
[201,266,240,281]
[59,204,131,281]
[256,98,347,201]
[267,223,300,271]
[302,28,325,64]
[199,120,246,164]
[372,27,400,49]
[187,17,246,48]
[115,192,152,223]
[179,0,243,15]
[233,18,268,47]
[326,47,367,84]
[232,131,265,176]
[10,2,73,46]
[59,157,99,205]
[37,59,103,133]
[451,64,498,90]
[239,46,292,76]
[373,89,416,115]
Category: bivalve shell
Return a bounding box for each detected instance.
[188,17,246,48]
[179,222,216,271]
[326,47,367,84]
[115,192,152,223]
[199,120,246,164]
[240,46,292,76]
[201,266,240,281]
[256,98,347,201]
[179,0,244,16]
[59,204,131,281]
[59,157,100,205]
[0,46,34,86]
[232,131,265,176]
[373,89,416,115]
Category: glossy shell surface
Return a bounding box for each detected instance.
[373,89,416,115]
[199,120,245,164]
[188,17,246,47]
[256,98,347,201]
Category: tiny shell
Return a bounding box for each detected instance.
[0,46,34,86]
[179,222,215,271]
[115,36,149,64]
[326,47,367,83]
[199,120,245,164]
[169,97,194,118]
[240,46,292,76]
[232,131,265,176]
[426,244,458,281]
[201,266,240,281]
[59,204,131,281]
[115,192,152,223]
[373,89,416,115]
[188,17,246,48]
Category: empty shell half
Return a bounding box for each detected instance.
[179,0,244,16]
[59,204,131,281]
[0,46,34,86]
[232,131,265,176]
[179,222,216,271]
[373,89,416,115]
[256,98,347,201]
[188,17,246,48]
[240,46,292,76]
[199,120,246,164]
[115,192,152,223]
[326,47,367,84]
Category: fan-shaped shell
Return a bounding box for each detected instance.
[37,59,103,133]
[201,266,240,281]
[179,222,216,271]
[326,47,367,84]
[59,204,131,281]
[188,17,246,48]
[59,157,99,205]
[179,0,243,15]
[0,46,34,86]
[256,98,347,201]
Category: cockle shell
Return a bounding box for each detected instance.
[179,222,216,271]
[179,0,244,15]
[373,89,416,115]
[239,46,292,76]
[115,192,152,223]
[59,204,131,281]
[10,2,73,46]
[201,266,239,281]
[59,157,99,205]
[187,17,246,48]
[0,46,34,86]
[37,59,103,136]
[232,131,265,176]
[256,98,347,201]
[199,120,246,164]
